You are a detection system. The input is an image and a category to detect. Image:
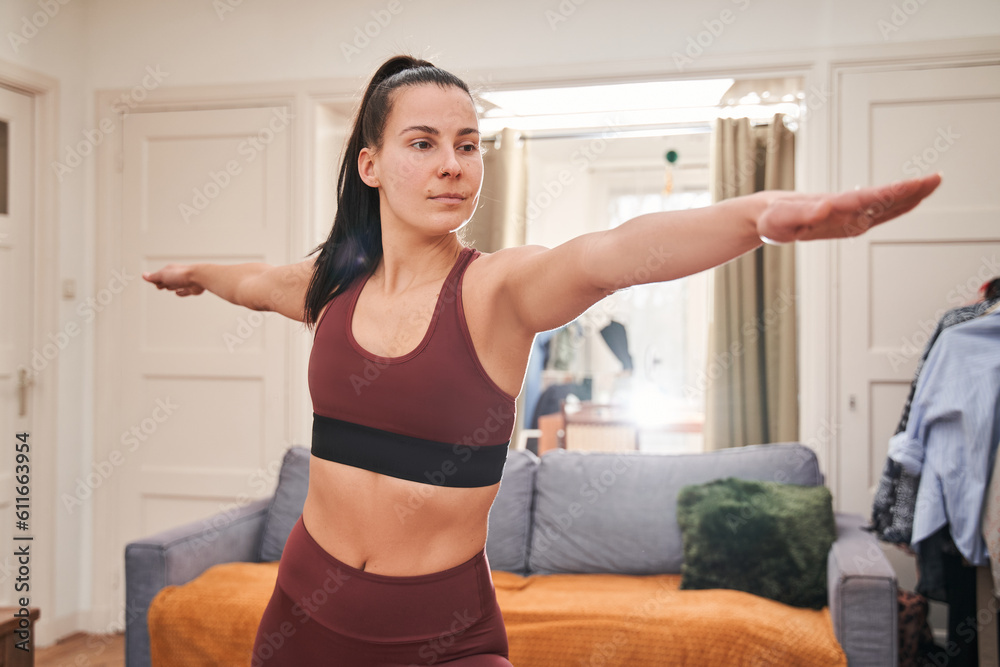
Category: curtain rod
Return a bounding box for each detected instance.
[482,122,710,143]
[481,117,781,143]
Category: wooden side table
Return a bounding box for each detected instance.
[0,607,40,667]
[537,412,565,455]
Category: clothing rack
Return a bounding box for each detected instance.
[889,304,1000,664]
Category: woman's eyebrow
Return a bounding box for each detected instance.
[400,124,437,136]
[399,125,480,137]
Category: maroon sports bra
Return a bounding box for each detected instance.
[307,246,517,487]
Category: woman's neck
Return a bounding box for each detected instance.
[373,232,465,297]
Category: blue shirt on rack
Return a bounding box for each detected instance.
[888,308,1000,566]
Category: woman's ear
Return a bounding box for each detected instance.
[358,147,380,188]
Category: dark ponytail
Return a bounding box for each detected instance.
[302,55,473,330]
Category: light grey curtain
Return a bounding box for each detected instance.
[704,114,798,450]
[462,127,527,252]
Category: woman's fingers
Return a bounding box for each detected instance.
[758,173,942,243]
[834,173,941,224]
[142,269,172,285]
[142,265,202,295]
[854,173,942,230]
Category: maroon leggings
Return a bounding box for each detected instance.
[250,515,512,666]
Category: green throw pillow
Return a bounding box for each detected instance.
[676,477,837,609]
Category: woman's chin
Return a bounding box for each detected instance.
[429,212,475,235]
[387,210,475,239]
[449,218,474,234]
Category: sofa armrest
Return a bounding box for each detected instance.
[827,512,898,667]
[123,496,271,667]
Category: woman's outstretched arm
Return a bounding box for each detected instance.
[142,256,316,321]
[496,173,942,335]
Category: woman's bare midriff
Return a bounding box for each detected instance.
[302,462,500,575]
[303,251,532,577]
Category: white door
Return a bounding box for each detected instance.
[836,62,1000,516]
[0,86,35,607]
[95,105,297,613]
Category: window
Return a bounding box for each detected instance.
[524,132,712,453]
[587,162,711,452]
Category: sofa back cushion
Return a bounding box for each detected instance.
[527,443,823,575]
[485,449,539,575]
[258,446,310,562]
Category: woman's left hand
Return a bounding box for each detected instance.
[754,172,942,244]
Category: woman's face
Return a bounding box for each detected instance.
[359,83,483,239]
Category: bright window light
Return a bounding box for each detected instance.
[478,103,801,136]
[478,79,735,116]
[476,78,802,136]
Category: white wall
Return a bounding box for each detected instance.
[81,0,1000,88]
[1,0,999,644]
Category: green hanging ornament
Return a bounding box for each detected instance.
[662,149,679,195]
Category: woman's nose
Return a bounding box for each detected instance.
[438,150,462,177]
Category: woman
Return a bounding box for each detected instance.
[142,55,941,666]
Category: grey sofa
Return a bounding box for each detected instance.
[124,442,897,666]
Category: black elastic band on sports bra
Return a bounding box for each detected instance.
[311,412,509,488]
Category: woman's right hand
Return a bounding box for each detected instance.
[142,264,205,297]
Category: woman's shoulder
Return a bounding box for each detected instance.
[466,244,550,274]
[462,244,545,286]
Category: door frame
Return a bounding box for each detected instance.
[0,58,61,645]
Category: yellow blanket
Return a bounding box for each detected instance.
[148,562,279,667]
[492,571,846,667]
[148,563,846,666]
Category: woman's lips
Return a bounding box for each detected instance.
[430,194,466,204]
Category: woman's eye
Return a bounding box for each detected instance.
[412,141,431,150]
[459,144,479,153]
